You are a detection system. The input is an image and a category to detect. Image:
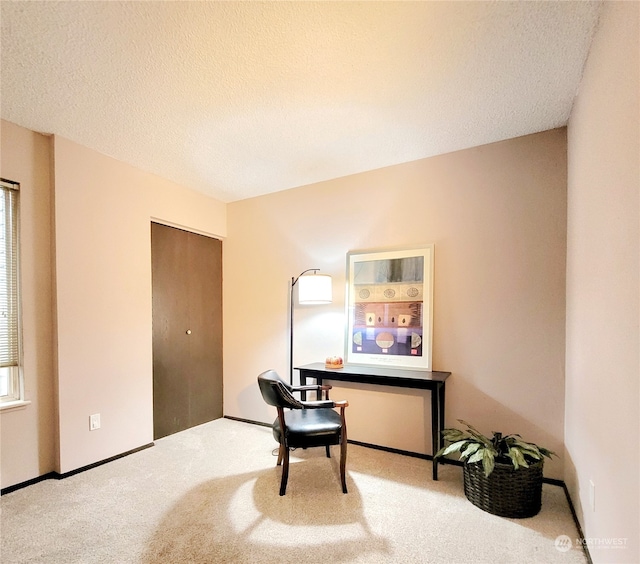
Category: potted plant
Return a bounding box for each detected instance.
[435,419,555,518]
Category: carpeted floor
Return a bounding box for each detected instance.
[1,418,587,563]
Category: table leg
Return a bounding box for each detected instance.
[431,385,439,480]
[438,382,446,451]
[300,371,307,401]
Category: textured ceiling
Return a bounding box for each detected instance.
[1,1,602,203]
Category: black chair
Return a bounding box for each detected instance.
[257,369,349,496]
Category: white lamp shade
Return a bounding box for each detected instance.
[298,273,332,304]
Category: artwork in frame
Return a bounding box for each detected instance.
[345,245,434,371]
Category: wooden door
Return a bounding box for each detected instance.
[151,222,223,439]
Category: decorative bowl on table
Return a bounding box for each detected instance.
[325,356,344,369]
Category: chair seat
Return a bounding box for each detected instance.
[273,408,342,448]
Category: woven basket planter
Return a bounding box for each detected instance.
[463,458,544,518]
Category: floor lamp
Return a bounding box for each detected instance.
[289,269,332,384]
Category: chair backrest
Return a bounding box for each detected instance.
[257,370,304,410]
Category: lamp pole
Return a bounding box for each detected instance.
[289,269,320,384]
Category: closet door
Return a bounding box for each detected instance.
[151,222,223,439]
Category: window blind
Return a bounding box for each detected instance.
[0,179,19,368]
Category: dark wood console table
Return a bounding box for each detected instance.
[296,362,451,480]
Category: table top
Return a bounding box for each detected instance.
[296,362,450,386]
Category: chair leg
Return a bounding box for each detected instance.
[325,445,331,458]
[279,446,290,496]
[277,443,285,466]
[340,435,348,494]
[340,407,347,493]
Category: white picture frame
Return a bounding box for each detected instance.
[345,245,434,371]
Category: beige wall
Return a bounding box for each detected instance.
[0,122,227,486]
[224,128,568,479]
[52,136,227,474]
[0,121,56,487]
[566,2,639,562]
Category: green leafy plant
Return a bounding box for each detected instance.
[435,419,555,477]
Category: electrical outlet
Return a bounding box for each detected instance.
[89,413,101,431]
[589,479,595,511]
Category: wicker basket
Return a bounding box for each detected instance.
[463,458,544,518]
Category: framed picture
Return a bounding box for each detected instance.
[345,245,434,371]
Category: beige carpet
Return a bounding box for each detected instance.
[1,418,586,563]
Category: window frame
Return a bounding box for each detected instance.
[0,178,23,406]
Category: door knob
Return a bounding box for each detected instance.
[186,329,192,335]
